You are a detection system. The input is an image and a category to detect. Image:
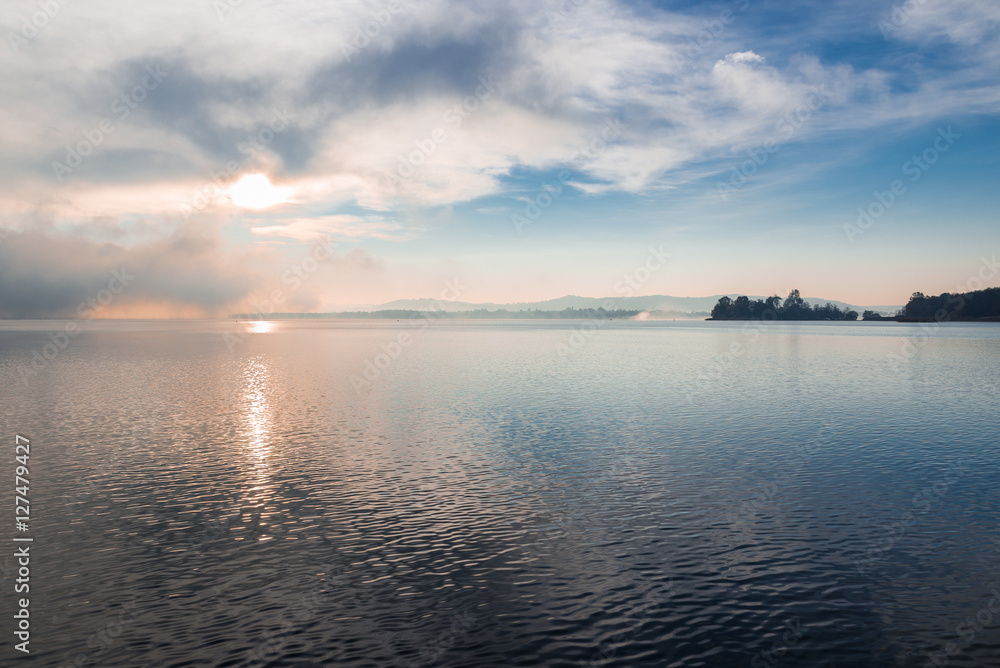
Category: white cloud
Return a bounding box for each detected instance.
[717,51,766,67]
[249,215,415,241]
[887,0,1000,47]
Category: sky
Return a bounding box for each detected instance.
[1,0,998,317]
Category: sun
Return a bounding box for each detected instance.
[228,173,286,209]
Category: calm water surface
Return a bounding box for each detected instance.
[0,319,998,667]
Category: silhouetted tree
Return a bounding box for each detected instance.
[732,295,752,319]
[709,290,858,321]
[781,289,809,319]
[900,286,1000,320]
[711,296,733,320]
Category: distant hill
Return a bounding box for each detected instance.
[232,308,653,320]
[232,294,902,320]
[374,294,901,315]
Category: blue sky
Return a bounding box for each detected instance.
[1,0,998,316]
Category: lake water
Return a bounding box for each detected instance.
[1,319,998,667]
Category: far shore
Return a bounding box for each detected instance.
[704,316,1000,323]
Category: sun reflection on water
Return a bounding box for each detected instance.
[240,357,275,507]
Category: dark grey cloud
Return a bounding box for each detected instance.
[28,57,316,182]
[41,147,198,183]
[0,227,256,318]
[0,223,385,318]
[135,59,316,175]
[140,60,275,162]
[307,29,511,107]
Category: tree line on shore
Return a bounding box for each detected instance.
[709,290,858,321]
[893,286,1000,321]
[710,286,1000,322]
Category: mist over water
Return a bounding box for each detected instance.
[1,319,998,667]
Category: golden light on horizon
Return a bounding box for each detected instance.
[249,320,273,334]
[228,173,286,209]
